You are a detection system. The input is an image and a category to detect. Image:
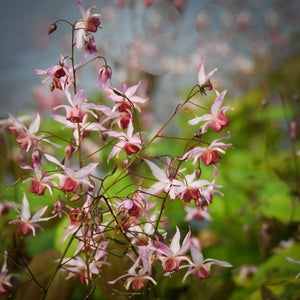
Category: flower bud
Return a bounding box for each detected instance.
[98,65,112,88]
[166,167,176,180]
[123,158,132,173]
[31,149,42,168]
[48,23,57,35]
[195,168,201,179]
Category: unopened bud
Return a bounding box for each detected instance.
[32,149,42,168]
[48,23,57,35]
[194,129,203,138]
[290,120,297,140]
[123,158,132,173]
[50,82,55,92]
[166,167,176,180]
[195,168,201,179]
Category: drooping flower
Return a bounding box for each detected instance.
[98,65,112,88]
[181,135,232,166]
[0,251,17,296]
[33,55,72,91]
[21,165,58,196]
[189,90,233,133]
[106,121,142,160]
[105,82,148,113]
[144,158,182,200]
[60,256,101,285]
[184,206,212,222]
[108,255,157,291]
[44,153,98,193]
[10,193,56,236]
[182,244,232,282]
[155,226,192,273]
[7,113,61,152]
[75,0,101,50]
[54,89,106,123]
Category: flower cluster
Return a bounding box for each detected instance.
[0,0,233,297]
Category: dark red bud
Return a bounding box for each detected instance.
[48,24,57,35]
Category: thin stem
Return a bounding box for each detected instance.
[103,85,200,193]
[41,227,80,300]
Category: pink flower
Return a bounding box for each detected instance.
[175,171,217,205]
[144,158,181,200]
[0,251,17,296]
[44,153,98,193]
[60,256,101,285]
[20,161,58,196]
[182,244,232,282]
[10,193,56,236]
[106,121,142,160]
[75,0,101,50]
[54,89,104,123]
[197,58,218,91]
[181,135,232,165]
[184,206,212,222]
[155,226,192,273]
[108,255,157,291]
[106,82,148,113]
[8,113,61,152]
[189,90,233,133]
[98,65,112,88]
[33,55,72,91]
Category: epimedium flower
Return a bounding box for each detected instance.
[98,65,112,88]
[181,135,232,166]
[189,90,233,134]
[20,163,58,196]
[144,158,182,200]
[155,226,192,273]
[198,58,218,91]
[182,244,232,282]
[7,113,61,152]
[33,55,72,91]
[108,255,157,291]
[9,193,56,236]
[106,120,142,160]
[105,81,148,113]
[60,256,101,285]
[184,206,212,222]
[75,0,101,50]
[54,89,105,123]
[44,153,98,193]
[174,171,219,205]
[0,251,17,296]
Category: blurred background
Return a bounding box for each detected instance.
[0,0,299,117]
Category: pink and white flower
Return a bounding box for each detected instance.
[155,226,192,273]
[8,113,61,152]
[54,89,106,123]
[106,82,148,113]
[44,153,98,193]
[0,251,17,296]
[75,0,101,50]
[181,135,232,165]
[10,193,56,236]
[33,55,72,91]
[144,158,182,200]
[189,90,233,133]
[182,244,232,282]
[108,255,157,291]
[106,121,142,160]
[198,58,218,91]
